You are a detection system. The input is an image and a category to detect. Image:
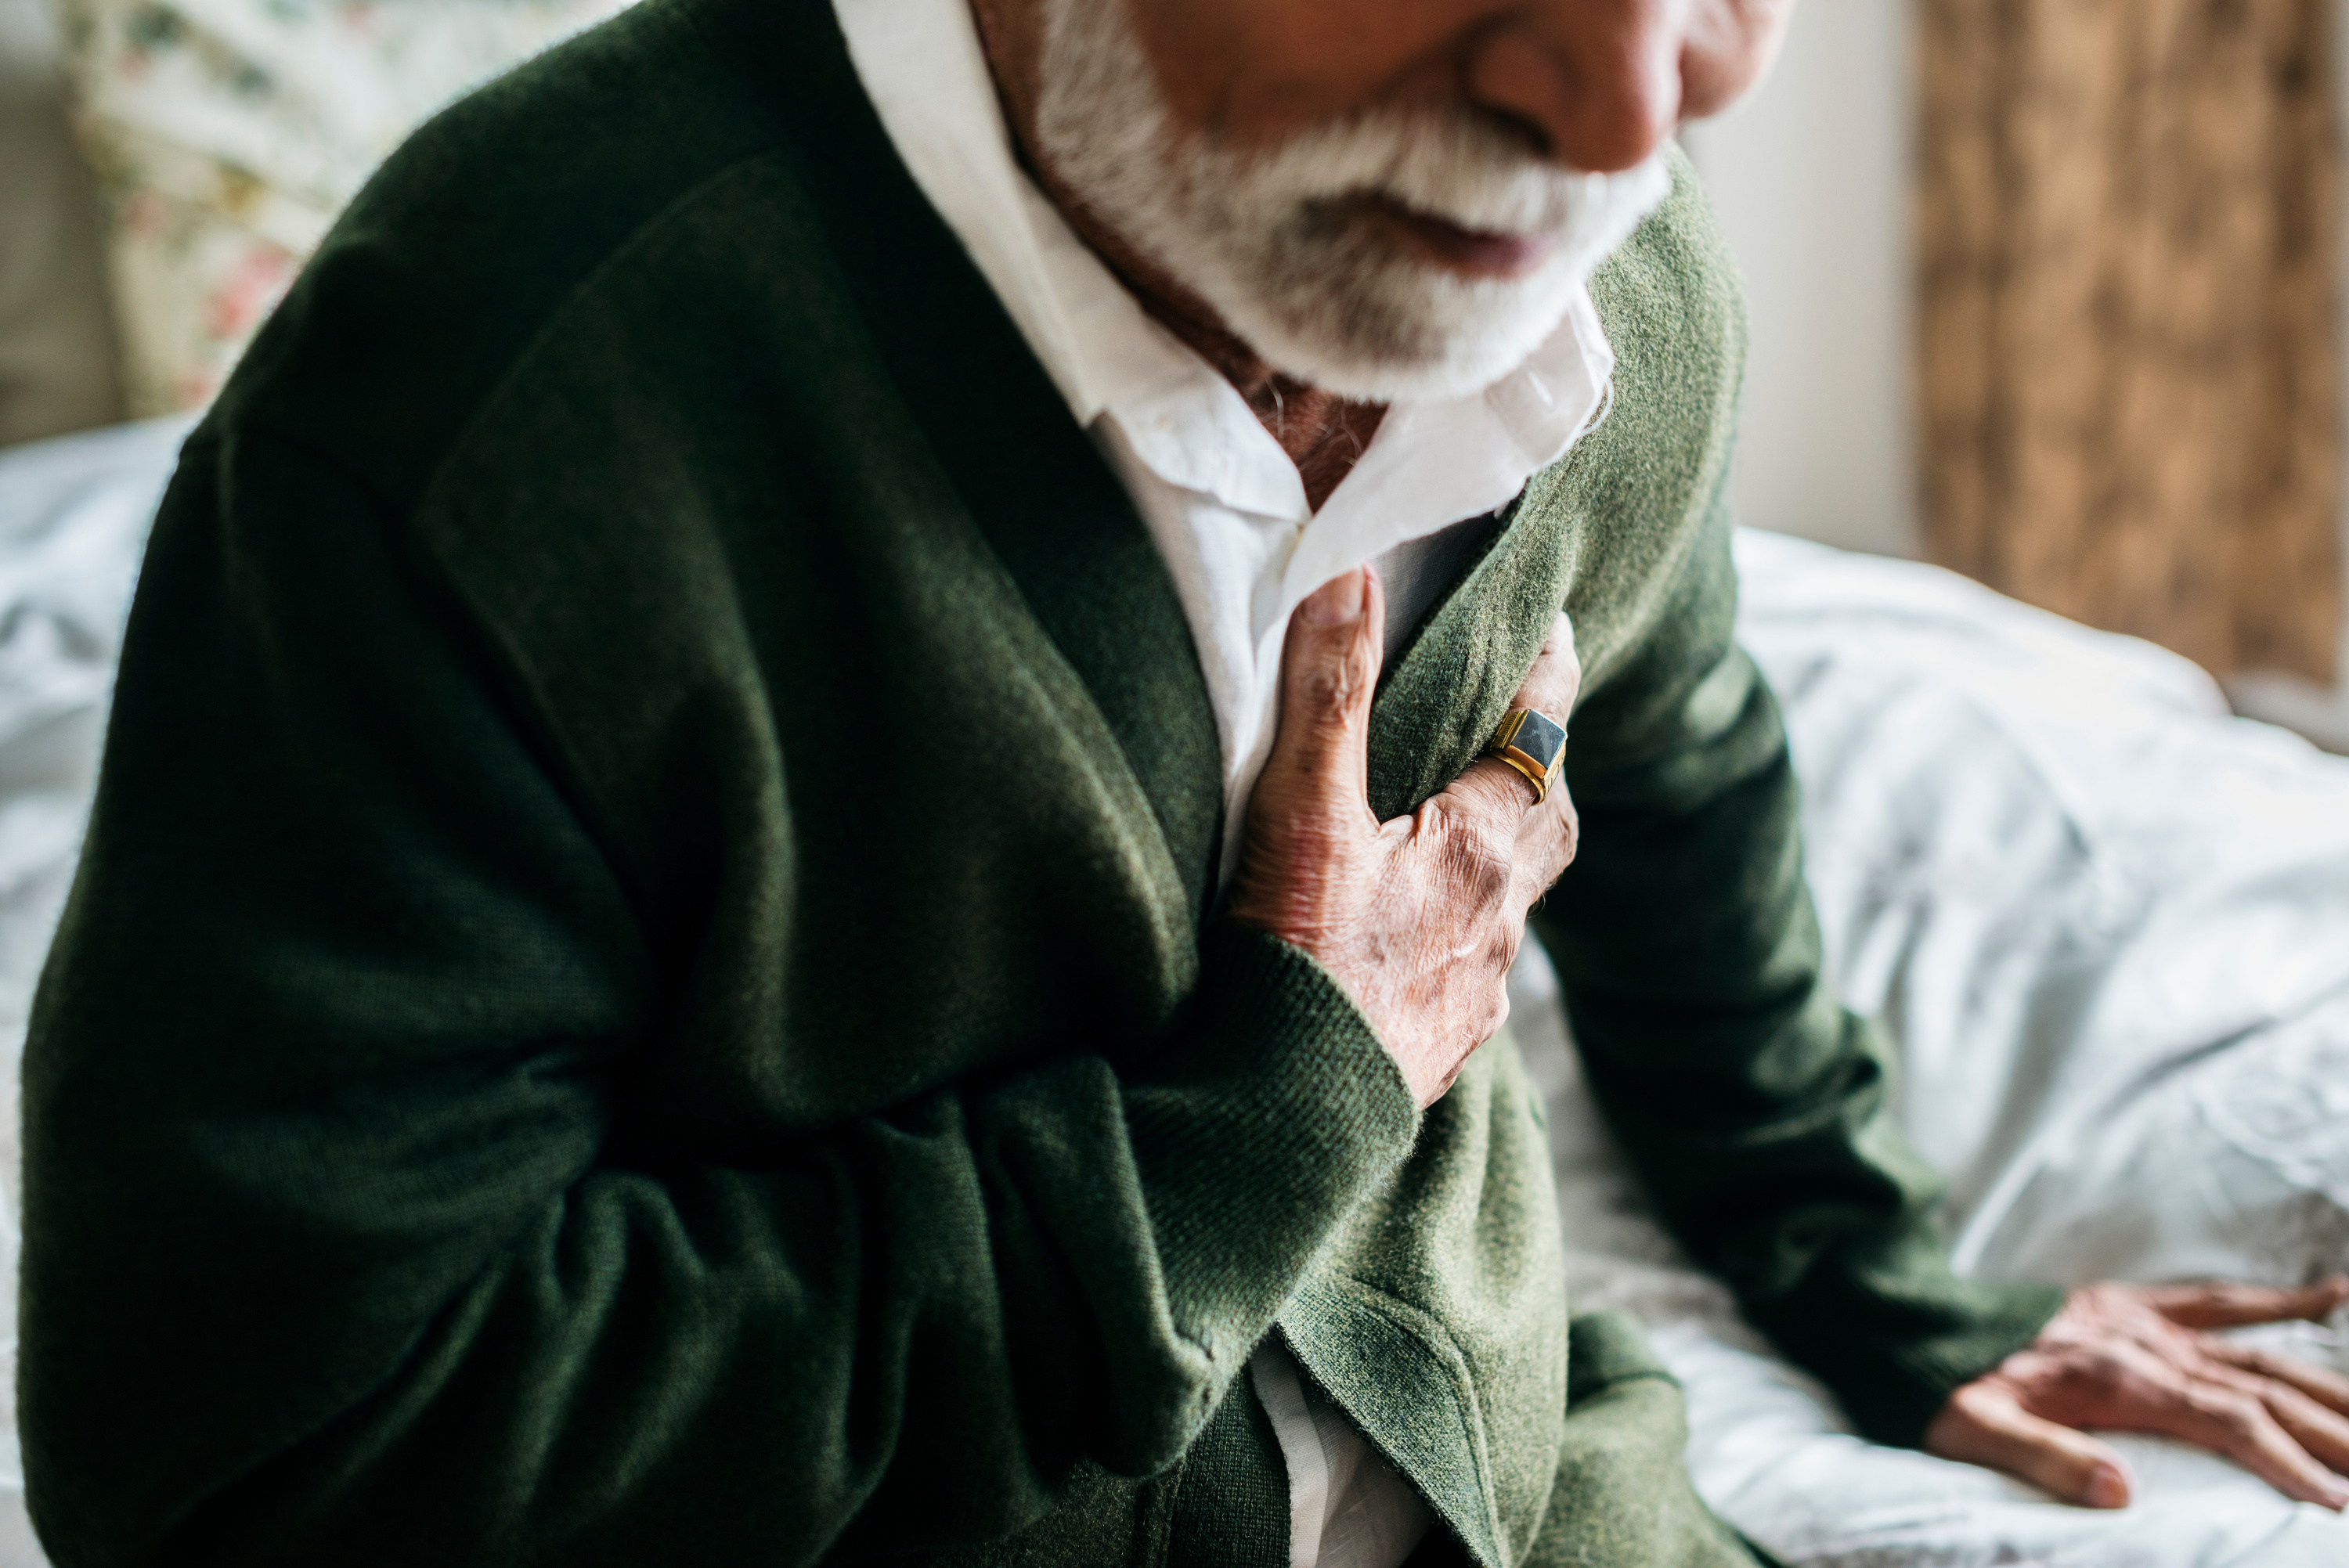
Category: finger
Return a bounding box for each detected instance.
[2193,1361,2349,1480]
[2142,1278,2349,1331]
[1434,614,1582,827]
[1509,614,1582,894]
[2200,1339,2349,1419]
[1506,613,1582,719]
[2165,1377,2349,1510]
[1925,1382,2134,1509]
[1260,568,1386,816]
[1512,784,1580,905]
[1440,753,1552,826]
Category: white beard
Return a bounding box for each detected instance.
[1035,0,1672,404]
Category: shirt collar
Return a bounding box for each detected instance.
[834,0,1617,531]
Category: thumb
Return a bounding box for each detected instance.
[1258,568,1384,817]
[1926,1382,2135,1509]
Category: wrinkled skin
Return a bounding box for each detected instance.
[1928,1278,2349,1510]
[1225,568,1580,1107]
[968,0,2349,1519]
[1232,569,2349,1515]
[969,0,1797,495]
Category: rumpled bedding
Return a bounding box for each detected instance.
[0,416,188,1568]
[1514,530,2349,1564]
[0,421,2344,1564]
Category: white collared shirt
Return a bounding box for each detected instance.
[832,4,1622,1563]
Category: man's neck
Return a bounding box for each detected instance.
[965,0,1386,510]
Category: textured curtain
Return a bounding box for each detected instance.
[1917,0,2342,680]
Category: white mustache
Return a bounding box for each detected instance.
[1194,109,1611,240]
[1036,0,1671,401]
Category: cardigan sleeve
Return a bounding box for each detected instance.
[1529,503,2065,1448]
[18,429,1418,1568]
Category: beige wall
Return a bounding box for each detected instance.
[1685,0,2349,712]
[1686,0,2349,730]
[1680,0,1918,559]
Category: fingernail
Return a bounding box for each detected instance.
[2084,1462,2130,1509]
[1302,569,1366,628]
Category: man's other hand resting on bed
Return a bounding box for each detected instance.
[1931,1277,2349,1510]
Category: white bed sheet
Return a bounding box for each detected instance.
[1511,529,2349,1565]
[0,415,188,1568]
[0,422,2344,1564]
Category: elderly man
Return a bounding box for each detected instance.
[21,0,2349,1563]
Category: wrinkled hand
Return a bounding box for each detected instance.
[1227,567,1581,1108]
[1926,1277,2349,1510]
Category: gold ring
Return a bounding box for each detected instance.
[1485,708,1568,802]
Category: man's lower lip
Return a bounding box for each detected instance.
[1365,200,1559,280]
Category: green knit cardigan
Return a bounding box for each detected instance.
[19,1,2061,1563]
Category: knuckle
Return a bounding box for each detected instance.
[1295,654,1369,719]
[1499,908,1528,958]
[1487,921,1526,982]
[2076,1350,2134,1400]
[2077,1282,2131,1316]
[1464,824,1516,897]
[1519,665,1568,712]
[1431,798,1517,896]
[2029,1347,2134,1417]
[1422,791,1470,837]
[2268,1382,2326,1424]
[1947,1382,2003,1421]
[2202,1390,2265,1434]
[1547,799,1581,872]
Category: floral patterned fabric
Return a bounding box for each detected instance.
[65,0,634,414]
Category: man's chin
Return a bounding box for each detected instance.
[1213,265,1582,406]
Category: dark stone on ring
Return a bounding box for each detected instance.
[1485,708,1568,802]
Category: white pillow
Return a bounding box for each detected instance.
[64,0,636,414]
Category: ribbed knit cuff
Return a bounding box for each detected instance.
[1865,1277,2067,1447]
[1757,1245,2066,1448]
[1124,919,1419,1369]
